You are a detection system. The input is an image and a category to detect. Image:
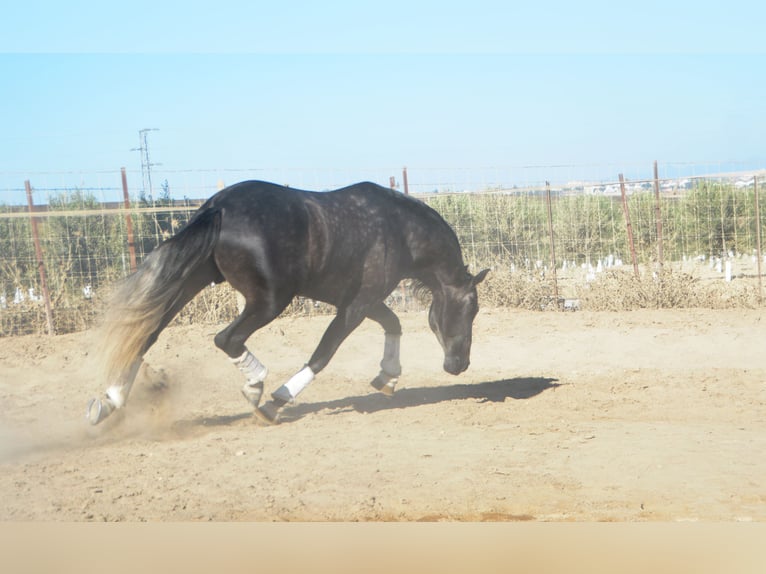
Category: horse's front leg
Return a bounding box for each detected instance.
[256,306,366,424]
[214,293,293,409]
[366,302,402,397]
[370,333,401,396]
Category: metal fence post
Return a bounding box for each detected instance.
[545,181,559,302]
[402,166,409,195]
[755,175,763,304]
[24,180,55,335]
[653,161,664,267]
[619,174,640,278]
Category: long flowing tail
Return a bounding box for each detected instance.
[99,207,223,385]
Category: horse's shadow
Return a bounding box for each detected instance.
[180,377,560,429]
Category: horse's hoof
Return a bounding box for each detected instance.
[253,399,285,426]
[370,372,397,397]
[241,381,264,408]
[86,397,115,425]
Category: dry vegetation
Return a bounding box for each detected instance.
[162,262,764,328]
[3,248,764,337]
[2,181,765,335]
[574,267,761,310]
[479,264,762,312]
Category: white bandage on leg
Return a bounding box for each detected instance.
[231,349,268,384]
[380,333,402,377]
[272,365,315,403]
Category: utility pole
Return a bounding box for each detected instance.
[131,128,160,200]
[131,128,163,246]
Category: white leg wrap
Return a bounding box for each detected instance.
[273,366,315,403]
[231,349,268,384]
[380,333,402,377]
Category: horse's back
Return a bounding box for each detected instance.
[206,179,455,280]
[204,181,412,302]
[205,180,306,218]
[206,180,437,236]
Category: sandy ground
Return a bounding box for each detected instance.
[0,307,765,522]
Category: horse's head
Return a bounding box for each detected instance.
[428,268,489,375]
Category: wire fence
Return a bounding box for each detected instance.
[2,160,765,336]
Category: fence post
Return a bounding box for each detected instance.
[402,166,410,195]
[653,161,664,267]
[619,174,640,278]
[24,180,55,335]
[121,167,138,273]
[755,175,763,304]
[545,181,559,303]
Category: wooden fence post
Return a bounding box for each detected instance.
[121,167,138,273]
[619,174,640,278]
[24,180,55,335]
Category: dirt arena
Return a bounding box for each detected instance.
[1,307,765,522]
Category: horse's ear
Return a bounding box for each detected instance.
[472,268,490,286]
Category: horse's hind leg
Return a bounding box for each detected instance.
[87,306,179,425]
[87,291,196,424]
[366,302,402,396]
[86,358,142,424]
[87,264,220,425]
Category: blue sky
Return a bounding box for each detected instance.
[1,2,765,199]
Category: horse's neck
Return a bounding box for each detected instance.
[414,247,467,292]
[403,216,465,289]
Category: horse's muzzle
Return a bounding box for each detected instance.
[444,356,469,375]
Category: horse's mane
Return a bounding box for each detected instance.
[409,279,432,304]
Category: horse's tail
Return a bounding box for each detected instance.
[100,207,223,383]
